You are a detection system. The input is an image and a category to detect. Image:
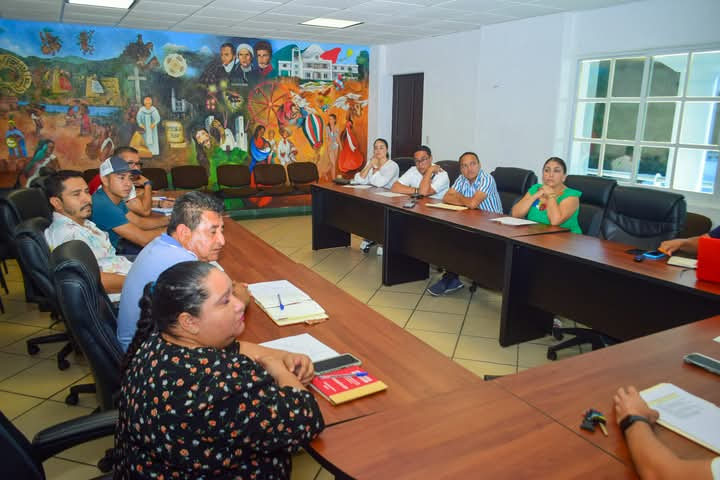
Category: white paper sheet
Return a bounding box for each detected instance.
[342,185,373,189]
[260,333,339,362]
[374,191,407,198]
[490,217,537,226]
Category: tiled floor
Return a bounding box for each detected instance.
[0,214,586,479]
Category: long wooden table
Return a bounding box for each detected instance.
[501,232,720,345]
[497,315,720,466]
[218,219,480,427]
[312,182,565,289]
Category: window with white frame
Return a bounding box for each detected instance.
[571,50,720,196]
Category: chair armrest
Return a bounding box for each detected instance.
[31,409,117,462]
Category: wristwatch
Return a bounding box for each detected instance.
[619,415,652,434]
[143,180,153,188]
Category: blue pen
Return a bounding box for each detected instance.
[277,293,284,310]
[318,372,368,379]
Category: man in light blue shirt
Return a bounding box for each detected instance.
[428,152,503,296]
[117,191,226,351]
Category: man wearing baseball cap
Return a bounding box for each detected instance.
[91,155,167,253]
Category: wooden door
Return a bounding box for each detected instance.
[391,73,423,158]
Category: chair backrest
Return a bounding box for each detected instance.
[435,160,460,185]
[216,164,251,187]
[393,157,415,176]
[7,188,51,222]
[253,164,287,186]
[287,162,319,185]
[491,167,538,214]
[142,167,169,190]
[14,217,55,308]
[601,186,686,250]
[171,165,208,189]
[565,175,617,237]
[0,410,44,480]
[678,212,712,238]
[82,168,99,185]
[51,240,123,411]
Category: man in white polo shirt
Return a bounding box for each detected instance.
[391,145,449,199]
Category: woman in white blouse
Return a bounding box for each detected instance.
[352,138,399,254]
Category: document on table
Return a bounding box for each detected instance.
[640,383,720,454]
[342,184,373,189]
[425,202,468,211]
[248,280,328,326]
[260,333,339,362]
[374,191,406,198]
[667,256,698,269]
[490,217,537,226]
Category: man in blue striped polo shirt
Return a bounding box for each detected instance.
[427,152,503,296]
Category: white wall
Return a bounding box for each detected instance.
[372,0,720,222]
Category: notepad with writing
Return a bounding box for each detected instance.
[248,280,328,326]
[425,202,468,211]
[490,217,537,226]
[640,383,720,454]
[311,366,388,405]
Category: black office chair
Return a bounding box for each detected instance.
[548,186,687,360]
[253,164,293,195]
[600,186,686,250]
[0,408,116,479]
[436,160,460,185]
[171,165,208,190]
[14,218,75,370]
[216,164,257,198]
[51,240,124,410]
[393,157,415,177]
[678,212,712,238]
[287,162,320,193]
[564,175,617,237]
[491,167,538,214]
[141,167,169,190]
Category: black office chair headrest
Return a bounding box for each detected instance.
[14,217,52,241]
[50,239,102,286]
[491,167,537,194]
[7,188,51,222]
[608,186,686,222]
[565,175,616,207]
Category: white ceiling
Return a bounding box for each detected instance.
[0,0,640,45]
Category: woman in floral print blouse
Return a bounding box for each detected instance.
[114,261,325,479]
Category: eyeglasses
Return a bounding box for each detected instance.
[414,156,430,164]
[128,162,143,168]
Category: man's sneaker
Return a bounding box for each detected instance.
[360,240,376,253]
[427,276,449,296]
[443,276,464,294]
[376,246,383,256]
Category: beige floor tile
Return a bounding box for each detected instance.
[42,457,103,479]
[341,286,377,304]
[291,450,322,480]
[406,329,458,357]
[527,334,561,346]
[290,248,333,268]
[1,329,76,359]
[368,306,413,327]
[315,468,335,480]
[0,351,43,381]
[461,309,501,338]
[0,283,28,303]
[49,374,100,410]
[1,298,39,315]
[406,310,465,334]
[453,359,517,378]
[2,308,55,328]
[379,278,430,294]
[0,321,43,348]
[12,400,94,440]
[313,250,364,274]
[0,358,91,398]
[313,269,346,284]
[518,341,582,368]
[416,294,469,315]
[0,390,44,419]
[471,286,503,303]
[454,336,518,364]
[368,291,421,310]
[274,245,300,257]
[58,433,115,467]
[336,276,381,292]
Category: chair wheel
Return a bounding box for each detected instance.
[98,455,114,473]
[65,392,79,405]
[58,358,70,370]
[546,349,558,361]
[27,344,40,355]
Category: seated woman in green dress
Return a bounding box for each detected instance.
[115,261,324,479]
[511,157,582,234]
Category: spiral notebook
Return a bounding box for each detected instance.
[248,280,328,326]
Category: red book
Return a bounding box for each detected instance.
[310,366,388,405]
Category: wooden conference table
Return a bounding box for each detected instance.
[312,182,720,346]
[218,219,635,478]
[312,316,720,479]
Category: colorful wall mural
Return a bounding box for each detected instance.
[0,19,370,196]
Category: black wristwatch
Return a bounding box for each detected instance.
[619,415,652,435]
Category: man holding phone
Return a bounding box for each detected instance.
[658,225,720,256]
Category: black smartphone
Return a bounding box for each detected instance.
[683,352,720,376]
[643,250,667,259]
[313,354,362,374]
[402,201,416,209]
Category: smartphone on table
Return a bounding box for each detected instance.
[683,352,720,376]
[313,354,362,374]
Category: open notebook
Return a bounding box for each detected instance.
[248,280,328,326]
